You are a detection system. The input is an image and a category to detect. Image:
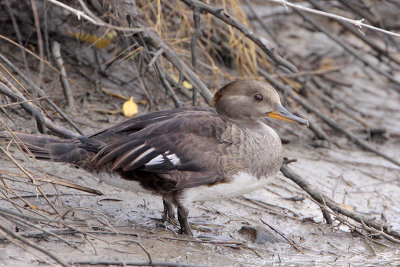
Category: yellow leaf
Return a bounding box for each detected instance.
[339,204,354,211]
[171,74,179,83]
[106,30,117,40]
[170,74,193,89]
[182,80,193,89]
[122,97,138,118]
[93,39,111,50]
[68,31,115,49]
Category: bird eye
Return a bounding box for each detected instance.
[254,93,263,101]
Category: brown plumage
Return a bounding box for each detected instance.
[4,80,308,235]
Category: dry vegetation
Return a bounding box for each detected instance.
[0,0,400,266]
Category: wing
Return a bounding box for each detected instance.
[77,107,213,155]
[89,107,213,142]
[92,111,229,189]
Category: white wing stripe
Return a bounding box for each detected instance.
[167,154,180,165]
[145,152,181,167]
[145,154,164,166]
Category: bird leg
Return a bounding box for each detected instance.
[177,205,193,236]
[162,198,175,220]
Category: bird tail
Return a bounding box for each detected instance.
[0,132,92,163]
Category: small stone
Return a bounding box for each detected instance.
[239,226,282,244]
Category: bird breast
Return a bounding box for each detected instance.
[180,122,282,205]
[219,121,283,180]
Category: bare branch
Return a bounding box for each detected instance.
[259,69,400,168]
[141,28,213,103]
[45,0,143,32]
[180,0,298,73]
[281,160,400,241]
[51,41,75,111]
[0,80,79,138]
[190,6,202,106]
[0,52,84,135]
[269,0,400,38]
[294,9,400,89]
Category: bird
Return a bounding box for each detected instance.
[5,80,309,235]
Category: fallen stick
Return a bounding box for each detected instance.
[280,159,400,242]
[1,169,103,196]
[0,221,69,267]
[0,80,79,138]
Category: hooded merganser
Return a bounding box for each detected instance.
[10,80,308,235]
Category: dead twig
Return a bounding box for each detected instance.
[136,29,184,108]
[0,220,69,267]
[1,169,102,196]
[260,69,400,168]
[294,8,400,90]
[51,41,75,111]
[30,0,44,88]
[0,80,79,138]
[307,80,371,128]
[4,0,30,76]
[45,0,143,32]
[0,52,83,135]
[269,0,400,38]
[0,207,86,225]
[0,146,60,215]
[280,159,400,242]
[0,229,78,243]
[0,213,82,251]
[156,64,184,108]
[114,240,153,264]
[136,25,213,103]
[261,219,304,253]
[308,0,400,66]
[70,260,199,267]
[190,6,202,106]
[180,0,298,73]
[160,236,243,246]
[147,48,164,68]
[336,0,378,26]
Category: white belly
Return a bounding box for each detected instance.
[180,172,274,205]
[97,171,152,194]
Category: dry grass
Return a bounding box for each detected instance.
[136,0,268,82]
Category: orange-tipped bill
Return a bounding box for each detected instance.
[268,104,309,127]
